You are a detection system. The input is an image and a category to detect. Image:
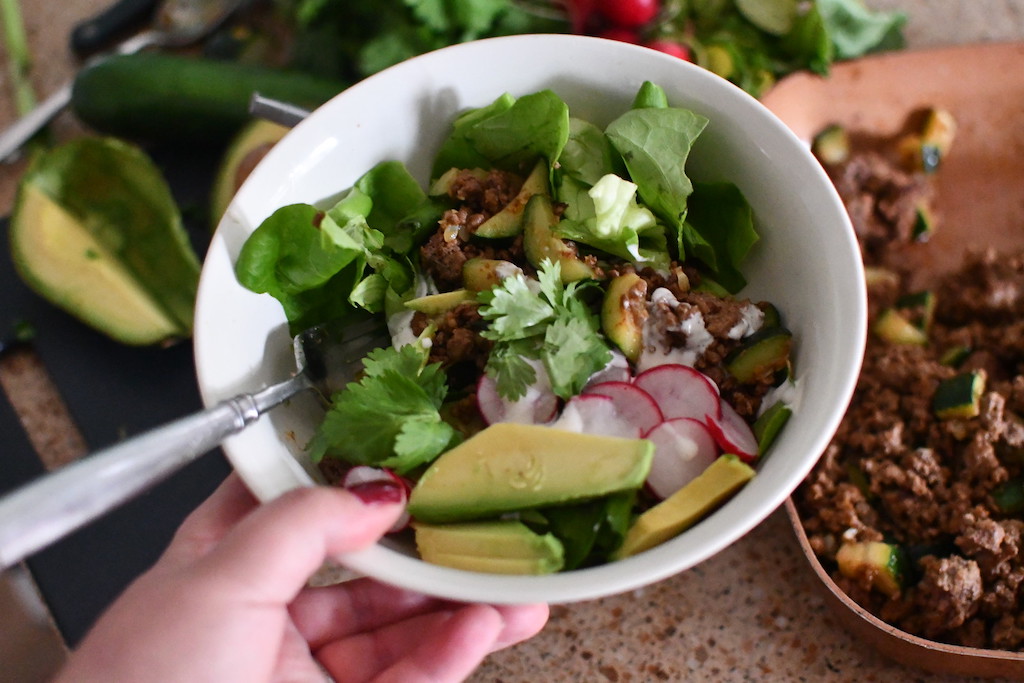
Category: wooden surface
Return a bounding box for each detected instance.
[2,2,1024,681]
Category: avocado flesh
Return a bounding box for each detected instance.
[210,119,288,228]
[616,454,755,558]
[522,194,595,282]
[407,423,653,523]
[415,520,565,574]
[601,272,648,362]
[474,159,549,239]
[12,184,182,345]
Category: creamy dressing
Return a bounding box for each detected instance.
[637,287,713,372]
[727,303,764,339]
[502,359,554,424]
[758,378,801,417]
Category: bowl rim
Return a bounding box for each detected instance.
[195,33,867,604]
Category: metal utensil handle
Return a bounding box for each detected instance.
[0,374,305,571]
[0,82,73,163]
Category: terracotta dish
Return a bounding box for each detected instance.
[763,42,1024,677]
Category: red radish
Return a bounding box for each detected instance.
[645,39,692,61]
[565,0,597,33]
[342,466,410,531]
[598,26,640,43]
[582,380,663,436]
[633,364,722,422]
[597,0,660,28]
[706,400,759,462]
[551,394,641,438]
[643,418,719,500]
[476,372,558,425]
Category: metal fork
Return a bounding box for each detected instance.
[0,315,390,571]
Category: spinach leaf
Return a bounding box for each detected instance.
[818,0,906,59]
[462,89,570,172]
[605,106,708,256]
[684,182,759,294]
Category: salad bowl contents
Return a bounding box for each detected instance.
[194,34,865,603]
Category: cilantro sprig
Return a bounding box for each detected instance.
[308,343,458,473]
[478,259,611,401]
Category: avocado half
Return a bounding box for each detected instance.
[209,119,289,229]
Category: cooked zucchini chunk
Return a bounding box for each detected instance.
[894,290,935,332]
[725,327,793,383]
[932,371,986,420]
[812,124,850,166]
[872,308,928,346]
[753,400,791,454]
[899,107,956,173]
[836,541,905,597]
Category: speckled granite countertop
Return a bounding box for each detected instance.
[2,2,1023,681]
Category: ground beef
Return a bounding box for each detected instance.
[796,137,1024,650]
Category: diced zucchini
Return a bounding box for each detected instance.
[939,345,971,367]
[992,478,1024,515]
[863,266,900,289]
[474,159,548,239]
[812,124,850,166]
[836,541,905,597]
[753,401,791,454]
[428,167,488,196]
[760,301,782,329]
[845,460,872,497]
[899,107,956,174]
[872,308,928,345]
[405,288,476,315]
[932,371,986,420]
[894,290,935,332]
[913,202,936,241]
[725,327,793,384]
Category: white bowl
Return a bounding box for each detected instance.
[194,34,866,604]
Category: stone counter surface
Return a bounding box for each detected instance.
[1,2,1023,681]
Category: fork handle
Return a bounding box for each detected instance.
[0,375,307,571]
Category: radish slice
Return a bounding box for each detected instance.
[633,364,722,422]
[342,466,411,532]
[550,394,641,438]
[582,381,663,436]
[584,350,632,388]
[706,400,759,462]
[476,371,558,425]
[643,418,719,500]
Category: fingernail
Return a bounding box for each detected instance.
[348,480,406,505]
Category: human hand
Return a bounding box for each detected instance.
[53,474,549,683]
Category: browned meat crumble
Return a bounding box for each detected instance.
[796,124,1024,650]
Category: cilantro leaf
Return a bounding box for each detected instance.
[309,345,456,472]
[479,260,611,401]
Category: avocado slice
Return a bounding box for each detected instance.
[522,193,595,282]
[474,159,549,239]
[601,272,648,362]
[616,454,754,558]
[210,119,288,229]
[414,520,565,574]
[407,423,653,523]
[10,138,200,345]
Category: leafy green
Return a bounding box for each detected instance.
[478,260,610,400]
[555,173,669,268]
[432,90,570,176]
[283,0,566,83]
[684,182,759,293]
[818,0,906,59]
[309,344,457,471]
[532,492,636,569]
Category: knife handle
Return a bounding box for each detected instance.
[71,0,161,59]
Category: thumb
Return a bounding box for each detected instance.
[190,482,405,605]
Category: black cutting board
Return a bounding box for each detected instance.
[0,143,233,645]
